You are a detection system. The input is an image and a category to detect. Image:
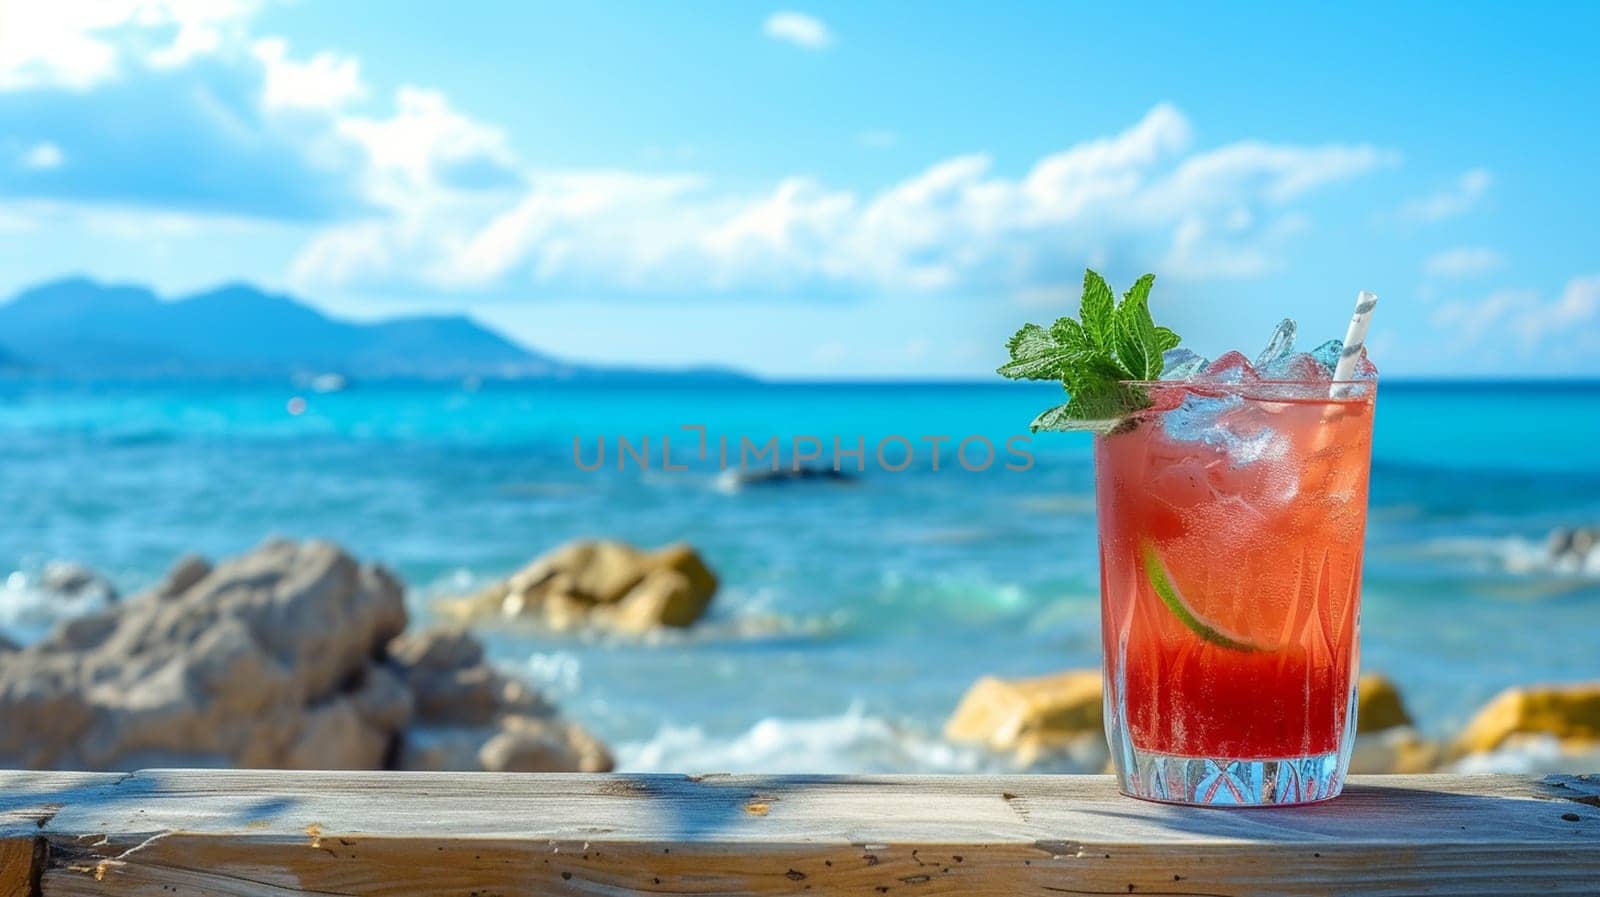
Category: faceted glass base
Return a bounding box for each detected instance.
[1114,745,1346,806]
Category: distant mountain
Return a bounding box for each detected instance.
[0,278,746,381]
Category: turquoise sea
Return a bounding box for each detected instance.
[3,379,1598,772]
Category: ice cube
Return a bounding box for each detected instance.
[1260,351,1330,381]
[1161,390,1285,464]
[1160,348,1209,381]
[1163,391,1242,442]
[1309,339,1343,375]
[1253,318,1297,369]
[1196,350,1260,383]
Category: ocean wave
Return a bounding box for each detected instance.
[1448,735,1600,775]
[615,704,1109,775]
[1414,536,1600,579]
[521,649,585,698]
[0,569,115,643]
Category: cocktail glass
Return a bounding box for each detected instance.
[1095,374,1376,806]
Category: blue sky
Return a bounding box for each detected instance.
[0,1,1595,377]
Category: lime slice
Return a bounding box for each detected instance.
[1139,540,1265,652]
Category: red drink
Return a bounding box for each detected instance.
[1095,372,1375,805]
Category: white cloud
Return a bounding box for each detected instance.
[0,9,1395,311]
[336,86,519,200]
[0,8,520,224]
[1423,245,1504,279]
[763,11,833,50]
[1399,167,1491,223]
[292,103,1392,301]
[1433,274,1600,364]
[0,0,260,90]
[1163,211,1311,280]
[251,38,365,111]
[20,142,65,170]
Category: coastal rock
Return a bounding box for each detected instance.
[715,466,856,491]
[438,540,718,634]
[390,624,606,772]
[390,626,483,671]
[1349,727,1440,774]
[1545,526,1599,570]
[1348,674,1439,773]
[149,553,212,600]
[41,561,119,603]
[1356,674,1413,733]
[477,716,614,773]
[945,670,1103,766]
[1452,682,1600,757]
[0,541,611,773]
[45,610,120,653]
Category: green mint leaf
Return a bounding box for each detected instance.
[1122,273,1154,309]
[1000,267,1183,431]
[998,321,1089,380]
[1079,269,1116,351]
[1057,361,1147,421]
[1049,316,1091,353]
[1028,403,1079,432]
[1113,288,1160,379]
[1153,326,1181,354]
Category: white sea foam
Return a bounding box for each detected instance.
[0,567,116,642]
[523,650,585,697]
[1447,735,1600,775]
[1417,536,1600,578]
[616,704,1108,775]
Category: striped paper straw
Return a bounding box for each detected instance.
[1332,290,1378,393]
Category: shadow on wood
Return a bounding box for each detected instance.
[0,770,1595,895]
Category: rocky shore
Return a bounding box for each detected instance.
[2,537,1594,776]
[0,540,611,772]
[945,669,1600,774]
[437,539,719,634]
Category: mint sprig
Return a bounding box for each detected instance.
[998,269,1181,432]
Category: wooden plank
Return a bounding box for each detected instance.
[1,770,1593,897]
[0,838,38,897]
[0,772,125,839]
[0,773,125,897]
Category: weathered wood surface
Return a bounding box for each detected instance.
[0,770,1595,896]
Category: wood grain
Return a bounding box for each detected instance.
[0,772,124,897]
[0,770,1591,896]
[0,838,36,897]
